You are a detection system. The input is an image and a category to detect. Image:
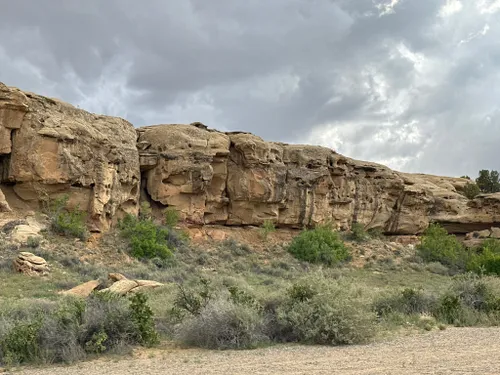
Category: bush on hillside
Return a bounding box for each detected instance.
[288,225,350,266]
[463,182,480,199]
[417,224,466,268]
[45,195,88,240]
[467,239,500,276]
[119,214,173,260]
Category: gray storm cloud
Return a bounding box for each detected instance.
[1,0,499,177]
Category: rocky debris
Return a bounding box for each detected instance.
[60,273,164,297]
[465,227,500,240]
[0,82,140,232]
[13,251,49,276]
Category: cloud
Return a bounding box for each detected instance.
[1,0,500,177]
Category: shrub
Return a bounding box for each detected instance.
[164,207,180,228]
[463,182,480,199]
[467,239,500,276]
[260,220,276,240]
[129,293,159,347]
[417,224,466,267]
[349,223,370,242]
[26,236,41,248]
[288,225,350,266]
[374,288,437,316]
[119,214,173,260]
[276,284,376,345]
[45,195,88,240]
[173,278,214,317]
[175,298,267,349]
[0,293,158,366]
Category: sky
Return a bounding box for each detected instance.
[1,0,500,177]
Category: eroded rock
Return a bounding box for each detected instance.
[13,251,49,276]
[0,82,140,232]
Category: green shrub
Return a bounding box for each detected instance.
[417,224,466,267]
[173,278,214,317]
[349,223,370,242]
[463,182,480,199]
[175,298,267,349]
[45,195,88,240]
[0,319,42,366]
[164,207,180,228]
[467,239,500,276]
[288,225,350,266]
[276,284,376,345]
[374,288,437,316]
[433,274,500,325]
[26,236,41,248]
[119,214,173,260]
[0,293,157,366]
[129,293,159,347]
[260,220,276,240]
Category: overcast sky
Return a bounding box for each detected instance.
[1,0,499,177]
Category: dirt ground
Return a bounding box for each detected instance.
[20,328,500,375]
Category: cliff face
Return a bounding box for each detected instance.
[1,82,499,234]
[138,124,492,234]
[0,82,140,231]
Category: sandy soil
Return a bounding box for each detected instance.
[20,328,500,375]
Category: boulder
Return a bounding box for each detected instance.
[13,252,49,276]
[0,82,140,232]
[60,280,101,298]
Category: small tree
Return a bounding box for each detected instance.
[476,170,500,194]
[463,182,480,199]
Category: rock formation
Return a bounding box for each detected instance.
[2,81,499,235]
[138,124,495,234]
[13,252,49,276]
[0,82,140,231]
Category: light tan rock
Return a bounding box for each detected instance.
[490,227,500,239]
[13,252,49,276]
[100,279,139,295]
[60,280,100,297]
[135,280,164,288]
[0,188,10,212]
[0,82,140,231]
[137,124,487,234]
[108,272,128,282]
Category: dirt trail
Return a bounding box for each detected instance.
[21,328,500,375]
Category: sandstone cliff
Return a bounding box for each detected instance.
[0,82,140,231]
[138,124,494,234]
[1,82,499,235]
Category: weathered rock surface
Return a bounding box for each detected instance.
[138,124,494,234]
[0,188,11,212]
[60,280,101,298]
[0,82,140,231]
[2,82,499,235]
[13,251,49,276]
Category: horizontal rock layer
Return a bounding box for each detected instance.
[138,124,499,234]
[1,82,499,235]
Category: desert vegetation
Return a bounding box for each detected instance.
[1,207,500,368]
